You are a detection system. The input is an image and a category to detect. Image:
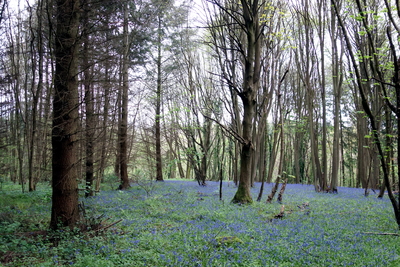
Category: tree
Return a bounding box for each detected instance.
[229,0,262,203]
[0,0,6,27]
[26,0,47,191]
[82,0,95,197]
[328,0,344,193]
[331,0,400,228]
[220,0,263,203]
[5,4,26,191]
[50,0,81,229]
[152,0,178,182]
[117,1,130,190]
[154,12,163,181]
[292,0,326,191]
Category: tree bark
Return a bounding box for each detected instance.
[50,0,80,229]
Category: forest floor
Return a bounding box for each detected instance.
[0,180,399,266]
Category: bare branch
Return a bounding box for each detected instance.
[202,114,246,145]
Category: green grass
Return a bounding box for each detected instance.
[0,181,399,266]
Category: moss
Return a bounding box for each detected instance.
[231,185,253,204]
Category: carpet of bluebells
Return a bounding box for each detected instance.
[1,180,400,266]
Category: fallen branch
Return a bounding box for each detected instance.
[95,219,123,233]
[362,232,400,236]
[297,202,309,211]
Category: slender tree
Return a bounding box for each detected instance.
[82,0,95,196]
[154,13,163,181]
[117,1,130,190]
[330,16,344,192]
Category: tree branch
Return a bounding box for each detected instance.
[202,114,246,145]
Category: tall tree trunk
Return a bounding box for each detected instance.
[82,0,95,197]
[8,11,25,191]
[28,0,45,191]
[293,0,325,190]
[293,78,305,184]
[330,7,343,192]
[307,90,324,191]
[96,13,112,191]
[317,0,328,192]
[97,65,110,192]
[118,3,130,190]
[41,49,53,183]
[50,0,80,229]
[155,16,163,181]
[232,0,262,204]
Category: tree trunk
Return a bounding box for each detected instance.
[355,94,370,189]
[118,3,130,190]
[267,176,280,203]
[277,179,287,203]
[82,0,95,197]
[232,0,262,204]
[155,16,163,181]
[97,64,111,192]
[28,0,45,191]
[233,98,255,203]
[256,131,267,201]
[318,0,328,193]
[330,11,343,192]
[50,0,80,230]
[96,13,112,191]
[306,88,324,191]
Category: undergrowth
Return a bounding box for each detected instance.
[0,181,399,266]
